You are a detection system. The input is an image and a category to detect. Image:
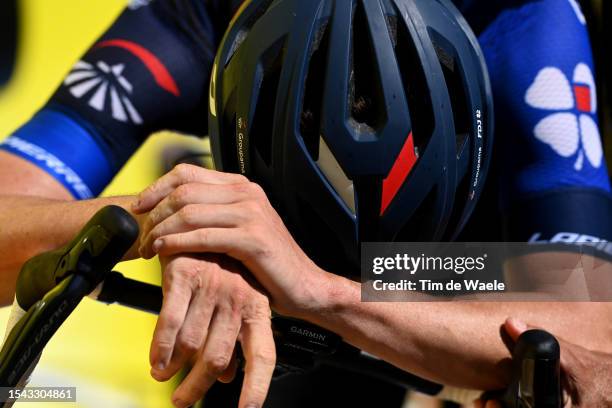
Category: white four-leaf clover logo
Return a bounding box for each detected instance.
[525,63,603,171]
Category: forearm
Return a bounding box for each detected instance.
[301,274,612,390]
[0,195,141,305]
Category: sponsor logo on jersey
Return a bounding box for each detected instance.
[64,39,180,125]
[64,60,144,125]
[529,232,612,257]
[525,63,602,171]
[2,136,93,199]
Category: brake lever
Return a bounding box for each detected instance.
[497,330,562,408]
[0,206,138,394]
[15,205,139,311]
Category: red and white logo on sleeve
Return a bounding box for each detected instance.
[63,39,180,126]
[525,63,603,171]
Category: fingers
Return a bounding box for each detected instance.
[140,203,247,258]
[153,229,254,260]
[141,183,255,240]
[155,287,216,381]
[238,319,276,408]
[150,265,194,379]
[133,164,248,214]
[171,306,241,408]
[218,351,239,384]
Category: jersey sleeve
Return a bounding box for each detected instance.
[0,0,241,199]
[458,0,612,244]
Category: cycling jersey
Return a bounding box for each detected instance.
[456,0,612,243]
[1,0,610,407]
[0,0,241,198]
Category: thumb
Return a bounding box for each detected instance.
[503,317,529,342]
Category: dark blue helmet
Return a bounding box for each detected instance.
[209,0,494,272]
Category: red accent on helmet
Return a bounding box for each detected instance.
[96,39,180,97]
[380,132,417,215]
[574,85,591,113]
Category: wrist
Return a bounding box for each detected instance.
[291,267,358,324]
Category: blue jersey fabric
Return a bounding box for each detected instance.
[458,0,611,204]
[451,0,612,243]
[1,109,112,199]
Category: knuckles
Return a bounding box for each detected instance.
[170,184,193,208]
[173,163,199,181]
[162,314,184,334]
[229,287,250,313]
[241,199,264,218]
[176,332,203,355]
[246,181,266,199]
[205,355,232,376]
[252,348,277,367]
[178,204,201,227]
[229,181,267,201]
[243,295,272,320]
[234,173,250,184]
[164,258,205,291]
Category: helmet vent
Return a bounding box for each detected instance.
[300,21,331,161]
[391,6,434,153]
[385,14,398,47]
[349,0,386,132]
[430,31,471,158]
[250,37,287,167]
[224,0,275,68]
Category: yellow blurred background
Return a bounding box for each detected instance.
[0,0,209,406]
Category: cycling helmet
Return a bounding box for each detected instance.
[209,0,494,271]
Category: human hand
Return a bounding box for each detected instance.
[151,254,276,408]
[505,318,612,408]
[133,164,331,317]
[476,318,612,408]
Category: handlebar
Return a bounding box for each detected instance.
[499,330,562,408]
[0,206,563,407]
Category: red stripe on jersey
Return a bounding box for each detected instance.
[97,39,180,97]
